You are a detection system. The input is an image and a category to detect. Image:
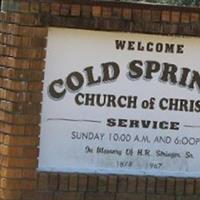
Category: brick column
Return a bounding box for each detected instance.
[0,1,47,199]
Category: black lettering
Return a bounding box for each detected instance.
[137,42,144,51]
[146,42,153,52]
[107,118,116,127]
[127,96,138,108]
[170,122,180,130]
[102,62,120,82]
[188,71,200,92]
[195,100,200,112]
[75,93,84,105]
[96,94,106,107]
[107,95,116,107]
[141,120,151,128]
[177,44,184,54]
[85,93,95,106]
[128,41,135,50]
[179,99,188,112]
[66,71,84,91]
[144,60,160,79]
[160,63,178,84]
[118,119,128,127]
[48,79,66,99]
[169,98,179,111]
[118,96,127,108]
[128,60,143,79]
[155,43,163,52]
[179,68,191,87]
[159,121,168,129]
[165,43,174,53]
[115,40,126,50]
[84,66,101,86]
[129,120,139,128]
[159,98,168,110]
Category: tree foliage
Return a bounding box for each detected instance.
[121,0,198,6]
[143,0,197,6]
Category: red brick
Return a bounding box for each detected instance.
[30,2,40,13]
[2,157,37,168]
[162,10,170,22]
[0,189,21,200]
[51,3,60,16]
[146,195,175,200]
[0,110,40,125]
[0,56,45,70]
[191,13,199,23]
[123,8,132,20]
[0,100,41,114]
[88,175,98,192]
[22,169,37,179]
[147,177,156,193]
[137,177,146,193]
[69,174,78,191]
[41,3,50,13]
[3,135,39,146]
[0,23,48,37]
[0,144,23,157]
[112,8,122,19]
[0,89,42,103]
[1,167,22,179]
[117,176,127,192]
[0,33,47,48]
[0,46,46,59]
[60,4,70,16]
[166,178,175,194]
[1,178,36,190]
[195,179,200,194]
[22,191,54,200]
[55,192,84,200]
[0,67,44,81]
[102,7,112,18]
[21,180,37,190]
[48,173,58,191]
[38,173,48,190]
[143,9,151,22]
[185,179,194,195]
[152,10,161,22]
[132,9,142,21]
[156,177,166,194]
[85,192,115,200]
[82,5,91,18]
[0,79,43,92]
[127,176,137,193]
[59,174,69,191]
[98,175,107,192]
[19,2,30,13]
[71,5,81,17]
[116,193,145,200]
[181,12,190,23]
[92,6,102,17]
[108,176,117,192]
[171,11,180,23]
[175,178,185,195]
[78,175,87,192]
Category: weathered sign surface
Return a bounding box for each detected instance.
[39,28,200,177]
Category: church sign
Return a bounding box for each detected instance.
[39,28,200,177]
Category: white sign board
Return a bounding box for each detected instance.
[39,28,200,177]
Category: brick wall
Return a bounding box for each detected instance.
[0,8,48,200]
[0,1,200,200]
